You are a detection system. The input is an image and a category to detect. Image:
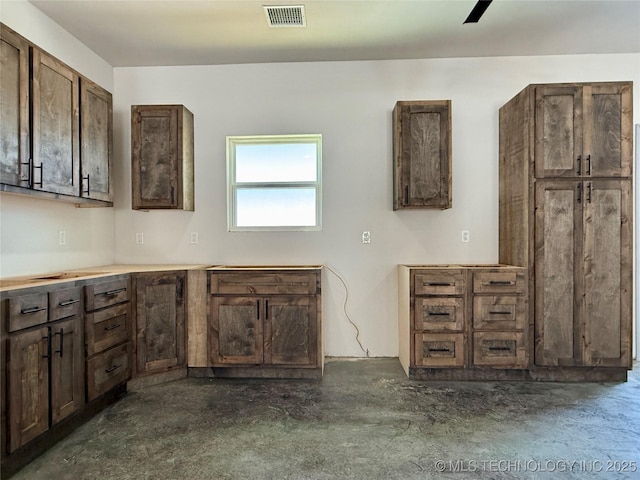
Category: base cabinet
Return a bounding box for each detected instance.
[208,268,322,378]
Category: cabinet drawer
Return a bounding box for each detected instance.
[86,342,130,402]
[414,333,464,367]
[473,296,526,330]
[414,297,464,331]
[210,272,318,295]
[85,303,129,356]
[49,287,82,322]
[473,332,526,368]
[414,271,465,296]
[7,292,48,332]
[85,278,130,311]
[472,270,525,294]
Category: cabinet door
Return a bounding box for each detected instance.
[135,272,186,375]
[50,317,84,425]
[80,78,113,201]
[393,101,451,209]
[583,83,632,177]
[582,180,632,367]
[264,296,317,366]
[0,26,30,187]
[534,181,582,366]
[210,296,263,365]
[534,85,583,178]
[32,48,80,196]
[7,326,49,452]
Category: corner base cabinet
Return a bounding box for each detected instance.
[208,267,322,378]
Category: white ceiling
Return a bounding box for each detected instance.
[28,0,640,67]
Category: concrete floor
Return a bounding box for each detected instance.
[11,358,640,480]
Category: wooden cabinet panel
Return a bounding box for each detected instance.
[48,286,82,322]
[6,292,48,332]
[414,333,464,367]
[134,272,185,375]
[32,48,80,196]
[393,100,451,209]
[85,303,129,356]
[7,326,49,452]
[85,277,130,311]
[211,272,317,295]
[414,297,464,331]
[413,270,464,296]
[264,296,317,366]
[472,271,525,294]
[0,25,30,187]
[80,78,113,202]
[50,316,84,425]
[131,104,194,210]
[473,296,526,331]
[473,332,526,368]
[86,343,129,402]
[210,296,263,365]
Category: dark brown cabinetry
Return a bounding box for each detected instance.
[499,82,632,373]
[393,100,452,210]
[0,23,113,206]
[133,271,186,376]
[208,268,322,378]
[131,105,194,210]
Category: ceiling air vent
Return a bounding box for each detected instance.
[264,5,306,27]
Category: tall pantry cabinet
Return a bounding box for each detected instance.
[499,82,633,374]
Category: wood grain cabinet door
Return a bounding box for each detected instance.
[393,100,451,209]
[264,296,317,366]
[582,180,632,367]
[210,296,263,365]
[50,317,84,425]
[0,25,30,187]
[135,272,186,375]
[31,48,80,196]
[7,326,49,452]
[534,181,582,366]
[80,78,113,202]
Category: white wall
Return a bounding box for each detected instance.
[113,54,640,357]
[0,0,116,276]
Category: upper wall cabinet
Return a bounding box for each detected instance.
[0,23,113,206]
[131,105,194,210]
[393,100,452,210]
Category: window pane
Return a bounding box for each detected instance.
[236,143,317,183]
[236,188,316,227]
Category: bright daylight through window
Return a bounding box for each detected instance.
[227,134,322,231]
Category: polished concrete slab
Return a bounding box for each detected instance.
[11,358,640,479]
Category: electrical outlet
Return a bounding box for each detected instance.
[462,230,470,243]
[190,232,199,244]
[136,232,144,245]
[362,231,371,244]
[58,230,66,246]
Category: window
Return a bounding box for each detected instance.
[226,134,322,231]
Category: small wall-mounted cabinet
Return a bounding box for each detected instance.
[131,104,194,210]
[393,100,452,210]
[0,23,113,206]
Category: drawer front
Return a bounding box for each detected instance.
[86,342,130,402]
[210,272,318,295]
[414,297,464,331]
[414,333,465,367]
[85,278,130,311]
[49,287,82,322]
[414,271,465,296]
[473,270,525,294]
[7,292,48,332]
[85,303,129,356]
[473,332,526,368]
[473,296,526,330]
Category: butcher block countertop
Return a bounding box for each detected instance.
[0,264,212,291]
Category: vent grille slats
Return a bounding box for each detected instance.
[264,5,306,27]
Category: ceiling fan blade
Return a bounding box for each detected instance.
[464,0,493,24]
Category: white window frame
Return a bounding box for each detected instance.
[226,134,322,232]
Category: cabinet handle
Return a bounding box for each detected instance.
[488,346,512,352]
[104,323,121,331]
[587,182,591,203]
[82,174,90,195]
[576,155,581,175]
[170,186,175,204]
[105,364,121,374]
[427,311,450,316]
[33,162,43,188]
[487,281,514,286]
[104,288,126,296]
[21,306,46,315]
[429,348,451,353]
[265,300,269,319]
[489,311,511,315]
[58,299,80,307]
[54,328,64,357]
[577,183,582,204]
[256,300,260,319]
[586,155,591,175]
[403,186,409,205]
[42,330,51,359]
[427,282,452,286]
